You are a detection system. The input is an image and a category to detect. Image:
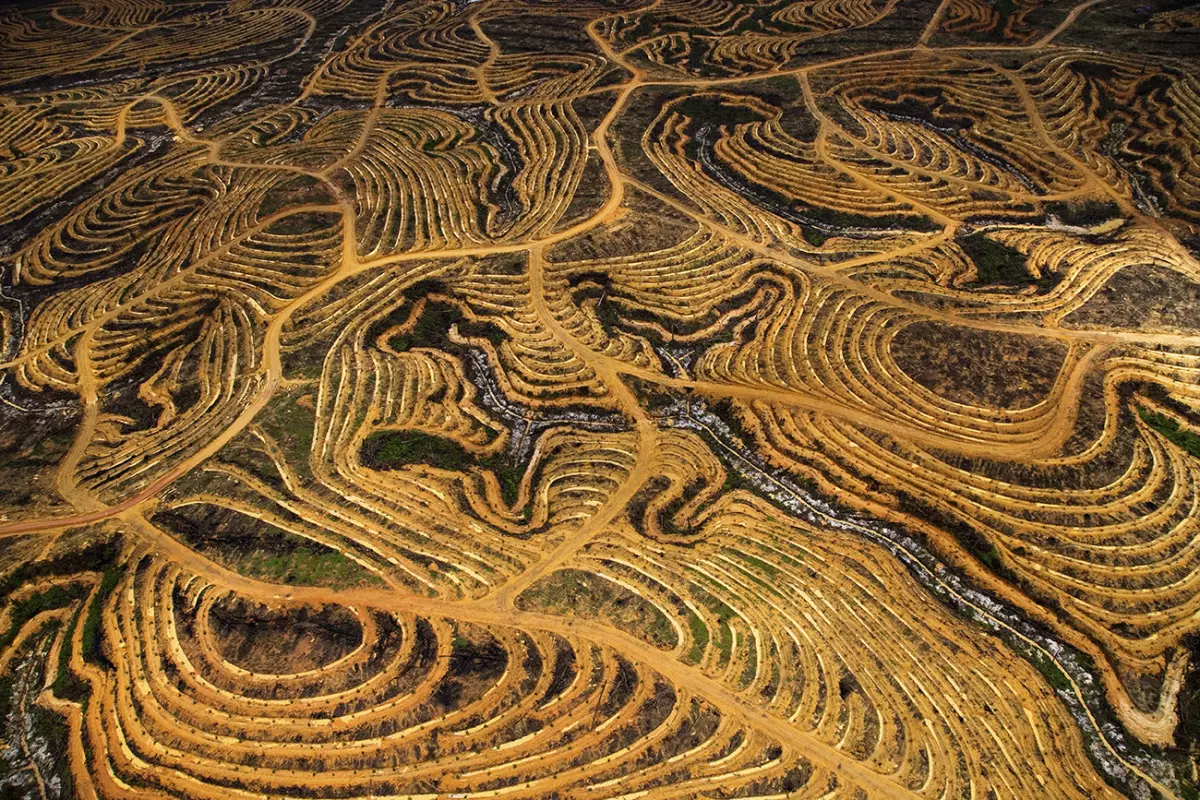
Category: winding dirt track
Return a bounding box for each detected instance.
[1,0,1199,798]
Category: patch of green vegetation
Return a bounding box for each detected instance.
[53,608,89,703]
[517,570,677,650]
[897,494,1015,581]
[978,546,1003,572]
[0,584,86,653]
[387,302,449,352]
[738,643,757,688]
[655,509,691,538]
[367,430,467,466]
[238,548,379,590]
[693,588,736,666]
[644,612,675,650]
[820,206,938,233]
[80,568,122,668]
[685,610,708,664]
[258,390,317,468]
[721,468,755,495]
[1030,650,1072,693]
[0,543,119,709]
[0,538,119,603]
[1044,199,1122,228]
[776,550,804,568]
[1138,407,1200,458]
[802,227,829,247]
[593,295,622,331]
[154,507,382,590]
[387,299,506,353]
[715,620,733,665]
[724,546,782,592]
[674,95,765,129]
[960,232,1032,285]
[362,430,525,506]
[727,549,780,580]
[624,376,678,415]
[707,331,736,345]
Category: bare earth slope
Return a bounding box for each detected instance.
[1,1,1200,798]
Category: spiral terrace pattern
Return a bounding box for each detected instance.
[1,1,1200,798]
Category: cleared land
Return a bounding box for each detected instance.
[1,1,1199,798]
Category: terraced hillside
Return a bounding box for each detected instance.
[1,0,1200,798]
